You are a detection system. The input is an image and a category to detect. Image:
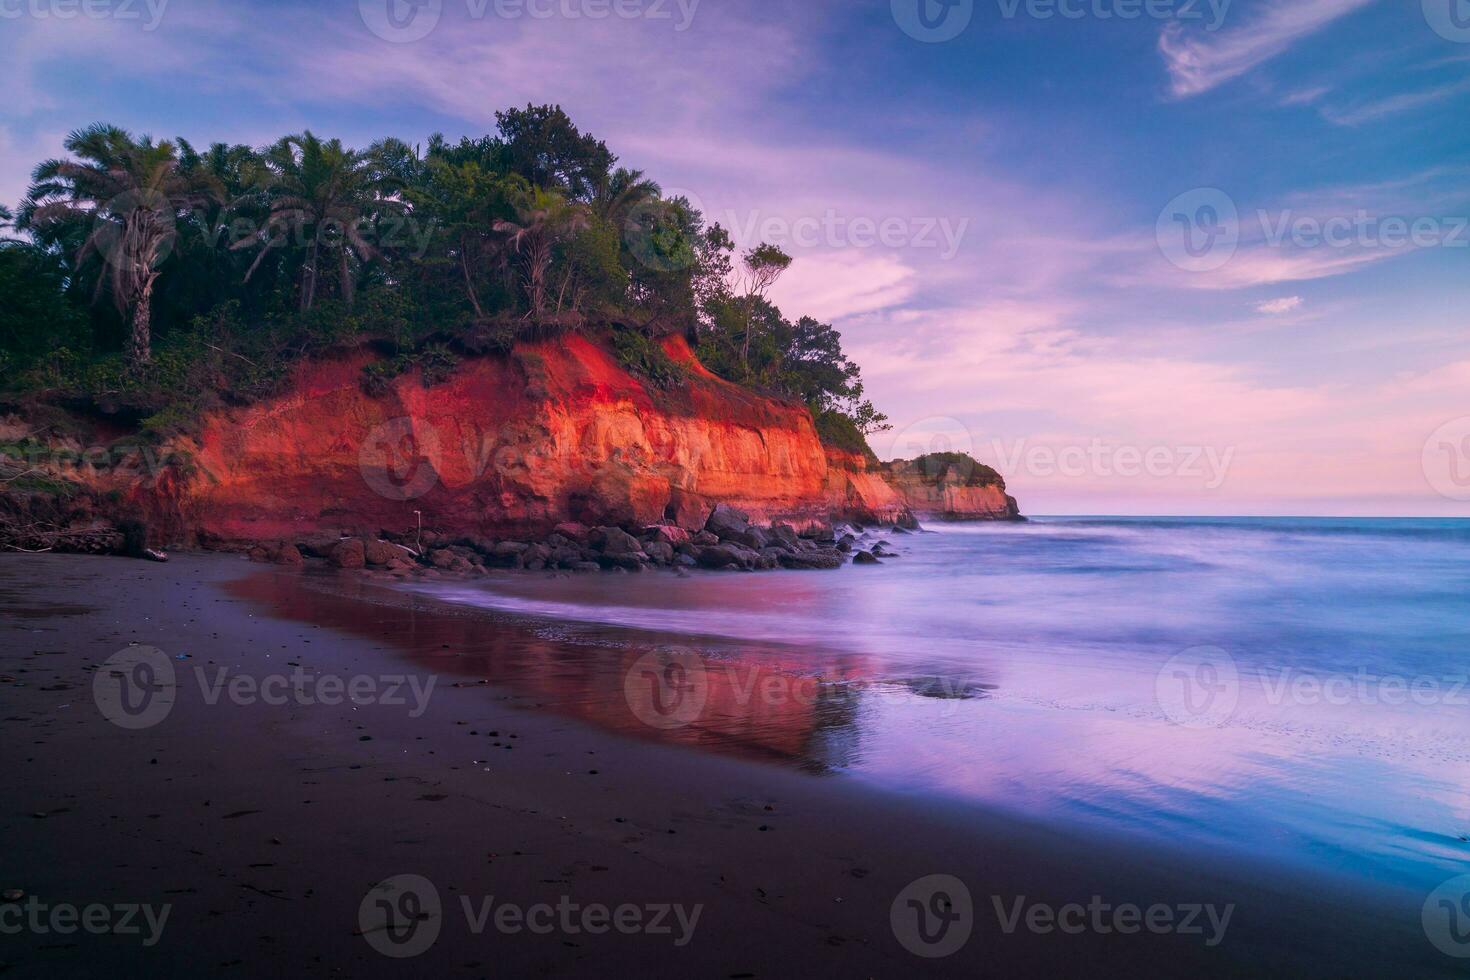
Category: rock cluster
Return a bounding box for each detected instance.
[242,503,906,577]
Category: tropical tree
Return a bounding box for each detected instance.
[494,186,591,318]
[20,123,205,366]
[235,132,395,310]
[736,243,792,376]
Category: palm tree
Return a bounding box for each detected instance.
[234,132,392,310]
[494,186,591,318]
[592,167,660,226]
[20,123,203,366]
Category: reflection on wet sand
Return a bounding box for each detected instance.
[227,568,994,772]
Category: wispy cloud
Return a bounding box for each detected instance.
[1256,295,1303,314]
[1321,78,1470,126]
[1158,0,1376,98]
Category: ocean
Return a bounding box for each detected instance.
[406,517,1470,905]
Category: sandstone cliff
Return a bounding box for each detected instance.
[1,334,926,548]
[883,454,1023,521]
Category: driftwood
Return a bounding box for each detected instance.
[0,518,126,555]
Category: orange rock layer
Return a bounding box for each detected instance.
[162,335,912,543]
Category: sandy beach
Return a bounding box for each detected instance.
[0,552,1452,978]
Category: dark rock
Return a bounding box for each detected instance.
[778,550,845,570]
[274,543,304,566]
[696,544,744,569]
[553,522,591,544]
[644,541,675,564]
[329,539,366,569]
[852,550,881,564]
[705,503,751,540]
[429,548,457,569]
[836,534,856,553]
[692,530,719,546]
[768,523,801,549]
[593,526,644,555]
[572,562,602,573]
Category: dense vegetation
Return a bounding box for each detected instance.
[0,107,887,450]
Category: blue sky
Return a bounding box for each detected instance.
[3,0,1469,514]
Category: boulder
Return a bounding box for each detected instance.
[553,522,592,544]
[274,543,304,566]
[696,544,745,569]
[329,539,366,569]
[733,526,770,550]
[429,548,457,569]
[768,523,801,550]
[493,541,530,557]
[647,525,691,546]
[668,488,714,532]
[836,533,857,553]
[692,530,719,546]
[364,538,415,566]
[593,526,644,555]
[644,541,675,564]
[852,550,881,565]
[778,550,845,570]
[705,503,751,540]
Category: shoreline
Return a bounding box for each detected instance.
[0,552,1450,977]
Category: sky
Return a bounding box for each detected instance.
[1,0,1468,515]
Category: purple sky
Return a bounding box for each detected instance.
[3,0,1469,515]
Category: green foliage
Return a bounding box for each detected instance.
[611,328,687,389]
[905,452,1004,487]
[1,105,889,452]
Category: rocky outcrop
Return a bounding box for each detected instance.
[1,338,1022,555]
[883,453,1022,521]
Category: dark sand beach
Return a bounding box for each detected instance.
[0,552,1452,977]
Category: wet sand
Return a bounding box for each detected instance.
[0,553,1451,977]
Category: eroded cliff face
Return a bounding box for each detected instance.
[170,334,907,543]
[3,336,1022,550]
[883,458,1023,521]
